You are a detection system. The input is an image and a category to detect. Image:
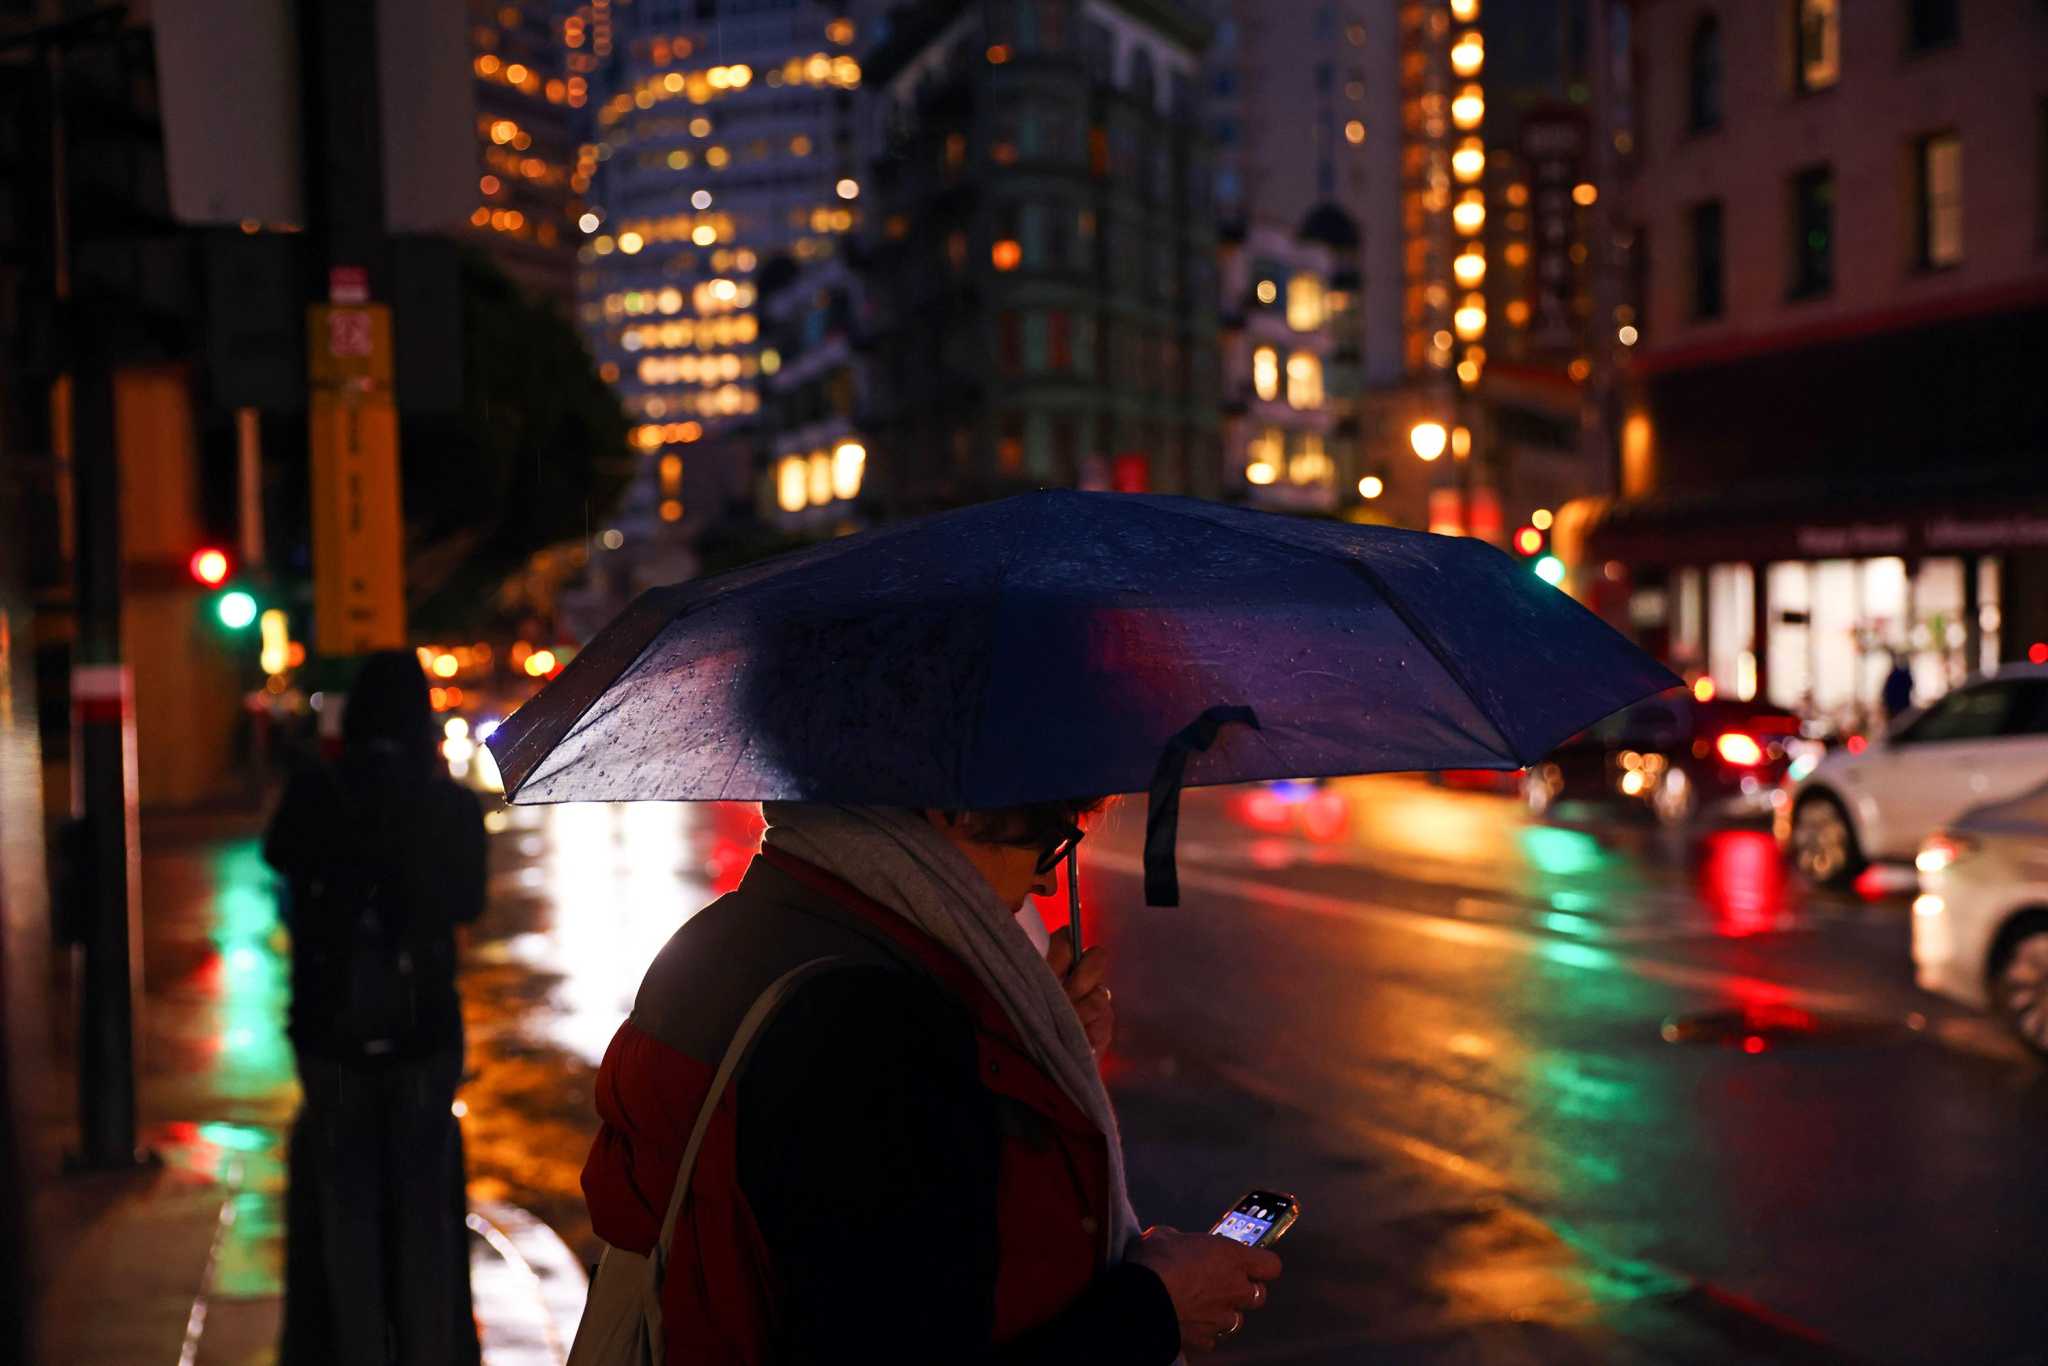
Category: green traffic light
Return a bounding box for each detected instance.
[216,590,259,629]
[1534,555,1566,587]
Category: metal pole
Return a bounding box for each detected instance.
[44,22,144,1168]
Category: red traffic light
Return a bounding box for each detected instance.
[189,547,231,586]
[1513,525,1544,556]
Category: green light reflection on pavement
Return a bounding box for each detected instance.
[1549,889,1599,913]
[1517,825,1608,878]
[1541,911,1601,939]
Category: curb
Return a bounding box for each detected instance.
[468,1201,590,1366]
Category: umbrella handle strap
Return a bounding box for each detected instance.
[1144,705,1260,907]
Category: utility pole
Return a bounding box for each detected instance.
[12,5,149,1171]
[298,0,406,695]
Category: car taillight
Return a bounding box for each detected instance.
[1714,732,1765,766]
[1915,832,1979,875]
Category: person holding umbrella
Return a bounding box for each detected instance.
[576,795,1278,1360]
[494,491,1675,1364]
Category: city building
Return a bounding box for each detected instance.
[1351,0,1618,550]
[1586,0,2048,727]
[755,250,872,532]
[1199,0,1399,510]
[1218,213,1358,512]
[577,0,874,584]
[858,0,1218,513]
[467,0,588,311]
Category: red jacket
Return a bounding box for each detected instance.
[580,848,1178,1364]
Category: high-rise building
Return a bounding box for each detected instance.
[1197,1,1389,515]
[467,0,587,310]
[859,0,1219,514]
[576,1,873,582]
[1363,0,1613,544]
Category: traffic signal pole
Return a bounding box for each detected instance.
[25,9,147,1169]
[298,0,406,688]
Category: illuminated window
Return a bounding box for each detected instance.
[1285,274,1325,331]
[1284,352,1323,409]
[777,456,807,511]
[1795,0,1838,92]
[1245,428,1283,484]
[1287,431,1332,487]
[831,441,865,500]
[1251,346,1279,401]
[1917,132,1962,269]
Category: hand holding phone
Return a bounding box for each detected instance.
[1210,1189,1300,1249]
[1130,1221,1283,1354]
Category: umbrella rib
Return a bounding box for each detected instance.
[1129,501,1522,765]
[1339,556,1521,766]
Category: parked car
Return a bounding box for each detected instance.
[1787,665,2048,885]
[1523,689,1808,826]
[1913,781,2048,1060]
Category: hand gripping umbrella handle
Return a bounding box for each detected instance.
[1144,705,1260,908]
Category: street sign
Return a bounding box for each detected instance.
[307,305,393,387]
[328,308,373,357]
[309,388,406,655]
[328,265,370,305]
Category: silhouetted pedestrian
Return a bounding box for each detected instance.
[265,651,485,1366]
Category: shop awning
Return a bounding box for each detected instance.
[1584,470,2048,569]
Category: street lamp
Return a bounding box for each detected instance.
[1410,421,1448,462]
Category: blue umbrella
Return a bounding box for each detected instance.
[489,491,1676,906]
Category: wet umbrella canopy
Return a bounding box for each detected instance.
[489,491,1677,904]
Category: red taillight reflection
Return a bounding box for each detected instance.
[1715,732,1765,766]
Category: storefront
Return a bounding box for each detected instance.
[1588,498,2048,733]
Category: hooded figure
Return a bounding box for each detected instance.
[265,651,486,1366]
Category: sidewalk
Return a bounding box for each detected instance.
[30,807,586,1366]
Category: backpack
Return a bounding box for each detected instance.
[566,956,842,1366]
[300,771,420,1054]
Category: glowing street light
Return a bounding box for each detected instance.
[1409,421,1448,461]
[1453,250,1486,287]
[1451,32,1484,76]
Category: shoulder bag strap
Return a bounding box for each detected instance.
[651,954,843,1271]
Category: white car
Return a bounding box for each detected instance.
[1787,664,2048,885]
[1913,782,2048,1059]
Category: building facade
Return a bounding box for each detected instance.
[1218,214,1361,512]
[1590,0,2048,728]
[755,251,872,532]
[860,0,1218,512]
[577,0,874,580]
[467,0,588,311]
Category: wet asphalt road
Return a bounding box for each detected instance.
[459,778,2048,1365]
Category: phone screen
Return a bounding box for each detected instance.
[1211,1201,1279,1247]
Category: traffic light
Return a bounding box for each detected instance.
[1534,555,1566,586]
[189,546,232,587]
[1512,524,1544,557]
[215,589,259,630]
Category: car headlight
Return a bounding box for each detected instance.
[1915,831,1978,875]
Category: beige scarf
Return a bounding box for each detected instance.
[759,802,1143,1264]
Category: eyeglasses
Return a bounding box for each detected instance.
[1033,820,1088,875]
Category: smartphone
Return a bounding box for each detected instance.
[1210,1190,1300,1248]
